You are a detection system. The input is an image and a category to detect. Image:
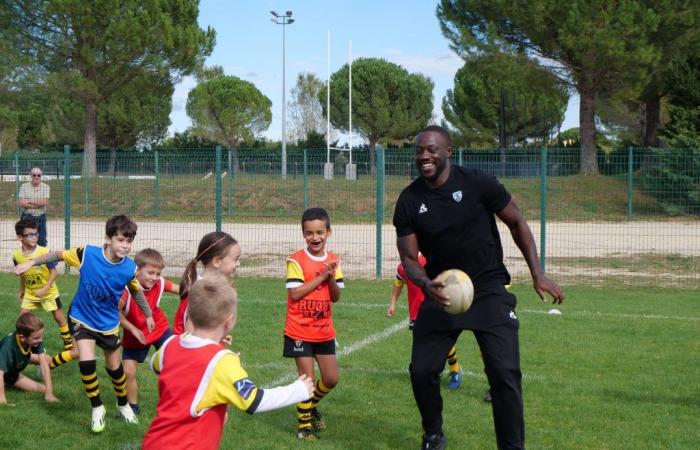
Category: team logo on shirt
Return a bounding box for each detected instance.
[452,191,463,202]
[234,378,256,400]
[418,203,428,214]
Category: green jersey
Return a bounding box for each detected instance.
[0,332,44,383]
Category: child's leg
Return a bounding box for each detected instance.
[50,307,73,350]
[446,345,463,390]
[50,347,78,369]
[446,345,460,372]
[104,347,128,407]
[76,338,102,407]
[122,358,139,407]
[13,373,46,394]
[308,354,339,432]
[294,356,317,434]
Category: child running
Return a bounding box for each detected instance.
[284,207,344,441]
[118,248,179,415]
[387,254,464,390]
[173,231,240,335]
[12,218,73,351]
[14,214,154,433]
[143,274,314,450]
[0,313,59,405]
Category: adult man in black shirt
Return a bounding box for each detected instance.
[393,125,563,450]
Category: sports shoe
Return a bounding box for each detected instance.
[421,432,447,450]
[310,409,326,432]
[483,389,492,402]
[91,405,106,433]
[129,403,141,415]
[117,403,139,424]
[297,426,319,441]
[447,366,462,390]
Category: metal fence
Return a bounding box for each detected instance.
[1,146,698,286]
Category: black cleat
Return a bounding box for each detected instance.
[421,432,447,449]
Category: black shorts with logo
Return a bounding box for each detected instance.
[282,335,335,357]
[70,320,121,351]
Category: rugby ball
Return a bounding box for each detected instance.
[435,269,474,315]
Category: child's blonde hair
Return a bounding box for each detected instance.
[135,248,165,269]
[188,273,237,330]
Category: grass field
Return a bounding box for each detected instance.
[0,273,697,449]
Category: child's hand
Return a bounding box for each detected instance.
[297,374,315,398]
[386,304,395,317]
[221,335,232,346]
[133,329,147,346]
[44,392,60,403]
[14,261,34,276]
[146,316,155,332]
[34,287,48,299]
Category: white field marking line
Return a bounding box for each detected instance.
[520,308,700,322]
[265,320,408,387]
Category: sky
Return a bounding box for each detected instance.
[169,0,579,143]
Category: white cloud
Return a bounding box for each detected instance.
[382,48,463,76]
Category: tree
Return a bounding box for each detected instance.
[661,55,700,147]
[321,57,433,173]
[186,75,272,173]
[1,0,215,176]
[288,72,326,144]
[99,70,174,174]
[442,52,568,148]
[438,0,661,174]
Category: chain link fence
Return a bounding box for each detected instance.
[1,146,698,285]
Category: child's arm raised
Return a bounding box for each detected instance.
[325,260,341,303]
[287,260,339,301]
[14,250,64,275]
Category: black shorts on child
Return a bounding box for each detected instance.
[70,320,121,351]
[283,335,336,357]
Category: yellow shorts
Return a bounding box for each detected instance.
[21,297,60,312]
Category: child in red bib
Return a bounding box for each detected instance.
[119,248,179,415]
[143,274,313,450]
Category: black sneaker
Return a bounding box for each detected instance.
[310,409,326,432]
[297,427,319,441]
[421,432,447,450]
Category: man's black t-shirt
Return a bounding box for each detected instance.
[393,166,512,289]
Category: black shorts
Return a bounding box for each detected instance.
[283,336,336,357]
[3,372,19,386]
[70,320,121,351]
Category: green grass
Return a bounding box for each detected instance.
[0,173,673,224]
[0,273,697,449]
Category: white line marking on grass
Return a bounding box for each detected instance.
[266,320,408,387]
[520,308,700,322]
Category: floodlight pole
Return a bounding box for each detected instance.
[271,10,294,179]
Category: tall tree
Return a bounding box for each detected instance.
[288,72,325,145]
[443,52,568,148]
[186,74,272,173]
[99,70,174,174]
[321,57,433,173]
[1,0,215,176]
[438,0,661,174]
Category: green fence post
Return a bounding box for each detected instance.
[154,150,160,217]
[627,146,633,221]
[303,149,308,210]
[215,146,222,232]
[458,148,463,167]
[539,146,547,272]
[227,149,233,215]
[64,145,71,273]
[375,146,385,280]
[82,152,88,215]
[14,153,20,216]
